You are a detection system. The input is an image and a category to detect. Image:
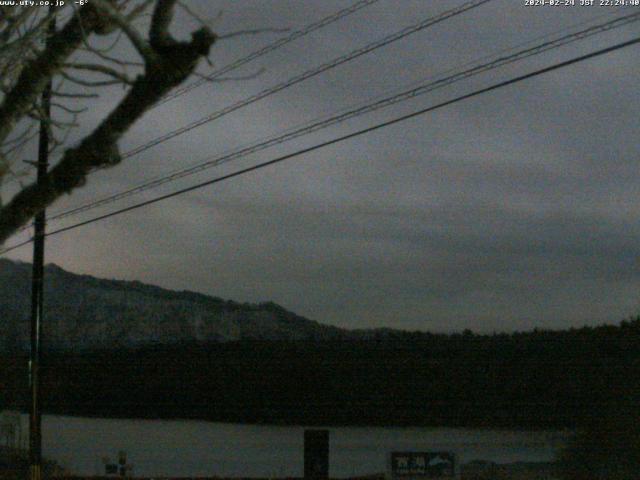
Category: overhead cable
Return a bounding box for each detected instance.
[154,0,383,108]
[45,11,640,224]
[2,34,637,256]
[121,0,494,159]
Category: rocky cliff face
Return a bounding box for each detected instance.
[0,259,346,351]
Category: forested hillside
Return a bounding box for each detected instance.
[2,319,638,428]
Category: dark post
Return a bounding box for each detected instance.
[304,429,329,480]
[29,7,55,480]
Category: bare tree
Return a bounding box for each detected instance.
[0,0,218,244]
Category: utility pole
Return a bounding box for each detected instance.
[29,7,55,480]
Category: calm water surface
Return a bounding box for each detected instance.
[15,414,568,477]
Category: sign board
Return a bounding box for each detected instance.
[304,429,329,479]
[389,452,456,479]
[103,452,133,477]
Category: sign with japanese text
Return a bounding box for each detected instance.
[389,452,455,478]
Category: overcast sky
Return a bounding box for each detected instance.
[4,0,640,333]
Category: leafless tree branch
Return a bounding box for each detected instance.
[0,0,217,243]
[64,62,134,85]
[218,27,290,40]
[91,0,157,63]
[0,4,103,146]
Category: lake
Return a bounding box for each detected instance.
[9,414,569,477]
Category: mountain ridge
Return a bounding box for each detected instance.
[0,258,348,351]
[2,260,639,429]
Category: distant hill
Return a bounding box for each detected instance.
[0,259,349,351]
[2,259,639,429]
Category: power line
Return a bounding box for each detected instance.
[3,0,494,230]
[44,10,640,224]
[154,0,382,108]
[120,0,493,159]
[1,237,32,255]
[0,0,382,191]
[2,34,637,255]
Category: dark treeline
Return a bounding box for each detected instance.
[1,319,639,428]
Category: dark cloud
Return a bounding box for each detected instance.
[6,0,640,332]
